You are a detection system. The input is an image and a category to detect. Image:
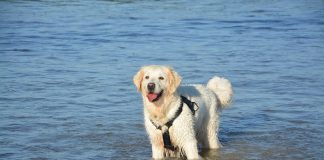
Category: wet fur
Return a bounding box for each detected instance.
[134,65,233,159]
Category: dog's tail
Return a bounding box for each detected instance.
[207,76,233,108]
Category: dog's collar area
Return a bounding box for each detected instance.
[149,95,199,151]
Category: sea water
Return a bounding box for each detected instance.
[1,0,324,159]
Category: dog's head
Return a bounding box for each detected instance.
[133,65,182,103]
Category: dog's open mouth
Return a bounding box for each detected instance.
[147,90,163,102]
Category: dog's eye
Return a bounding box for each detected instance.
[145,76,149,79]
[159,77,164,80]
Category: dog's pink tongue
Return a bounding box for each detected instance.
[147,93,158,102]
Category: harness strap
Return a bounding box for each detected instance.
[162,130,173,150]
[181,96,199,115]
[149,95,199,150]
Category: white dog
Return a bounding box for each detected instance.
[133,65,233,159]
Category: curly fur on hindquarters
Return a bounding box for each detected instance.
[134,65,233,159]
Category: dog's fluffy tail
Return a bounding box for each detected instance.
[207,76,233,108]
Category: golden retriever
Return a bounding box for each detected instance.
[133,65,233,159]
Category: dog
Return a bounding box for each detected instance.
[133,65,233,159]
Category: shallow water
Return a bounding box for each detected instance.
[1,0,324,159]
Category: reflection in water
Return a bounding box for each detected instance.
[200,149,221,160]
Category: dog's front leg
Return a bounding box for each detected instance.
[183,140,201,159]
[151,144,164,159]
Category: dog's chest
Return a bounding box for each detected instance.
[150,126,179,150]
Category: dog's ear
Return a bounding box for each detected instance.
[133,68,144,92]
[166,67,182,94]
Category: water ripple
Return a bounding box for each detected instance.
[1,0,323,159]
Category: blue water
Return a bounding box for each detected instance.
[1,0,324,159]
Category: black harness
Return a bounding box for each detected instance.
[149,96,199,150]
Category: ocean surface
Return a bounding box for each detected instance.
[1,0,324,159]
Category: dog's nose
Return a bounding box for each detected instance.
[147,83,155,92]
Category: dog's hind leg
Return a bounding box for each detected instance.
[202,114,222,149]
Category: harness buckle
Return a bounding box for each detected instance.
[193,102,199,112]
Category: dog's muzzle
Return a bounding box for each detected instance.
[147,83,155,92]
